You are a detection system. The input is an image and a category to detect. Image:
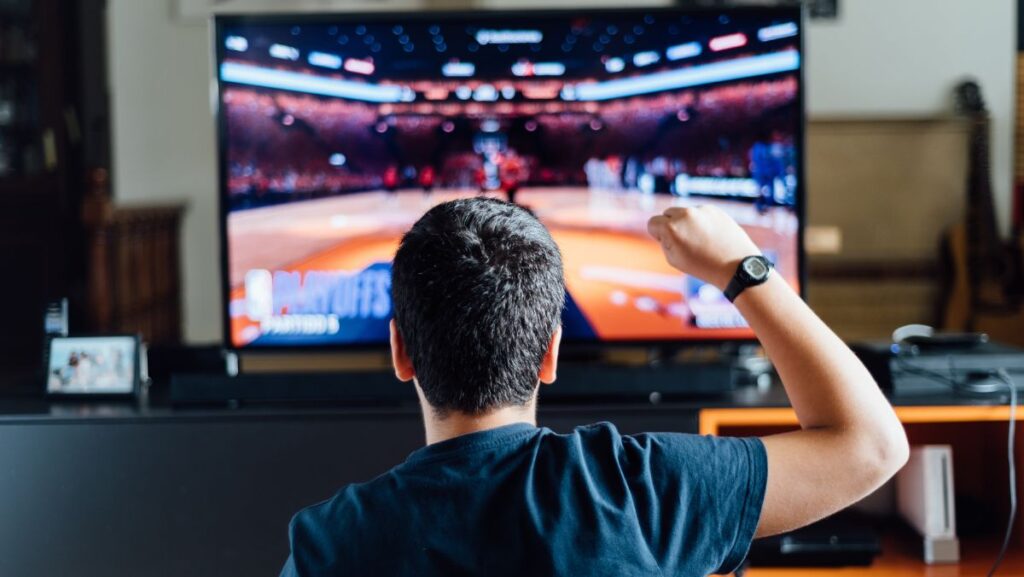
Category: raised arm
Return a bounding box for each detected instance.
[648,205,909,538]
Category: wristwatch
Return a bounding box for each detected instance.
[723,256,773,302]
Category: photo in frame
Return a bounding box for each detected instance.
[46,335,141,398]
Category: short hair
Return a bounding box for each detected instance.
[391,197,565,415]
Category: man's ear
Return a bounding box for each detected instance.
[539,325,562,385]
[390,319,415,382]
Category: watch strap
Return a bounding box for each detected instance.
[723,275,745,303]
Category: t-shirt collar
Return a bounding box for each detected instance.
[404,422,539,465]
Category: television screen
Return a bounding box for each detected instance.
[216,7,803,349]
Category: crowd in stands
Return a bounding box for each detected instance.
[224,75,797,207]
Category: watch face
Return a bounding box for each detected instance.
[742,257,769,280]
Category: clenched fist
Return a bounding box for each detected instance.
[647,205,762,291]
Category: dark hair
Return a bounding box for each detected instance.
[391,197,565,415]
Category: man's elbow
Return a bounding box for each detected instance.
[876,425,910,478]
[853,419,910,488]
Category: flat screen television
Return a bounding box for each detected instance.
[215,6,804,350]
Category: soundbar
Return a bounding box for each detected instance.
[545,361,737,400]
[170,361,738,406]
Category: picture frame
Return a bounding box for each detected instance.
[45,335,142,399]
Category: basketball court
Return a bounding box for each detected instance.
[228,187,798,345]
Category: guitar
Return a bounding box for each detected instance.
[940,81,1024,342]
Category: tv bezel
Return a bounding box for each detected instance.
[213,5,807,354]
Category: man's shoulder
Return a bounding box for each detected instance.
[284,470,407,575]
[561,422,762,475]
[565,421,707,452]
[291,469,399,533]
[290,423,731,526]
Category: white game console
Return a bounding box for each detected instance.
[896,445,960,564]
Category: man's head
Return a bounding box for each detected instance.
[390,197,565,417]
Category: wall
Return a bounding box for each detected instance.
[804,0,1015,229]
[107,0,1017,344]
[108,1,219,343]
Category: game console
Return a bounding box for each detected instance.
[746,511,881,567]
[852,340,1024,397]
[896,445,960,564]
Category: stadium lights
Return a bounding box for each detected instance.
[573,50,798,101]
[604,57,625,73]
[329,153,347,167]
[666,41,702,61]
[475,29,543,45]
[560,85,577,101]
[269,43,300,61]
[454,86,473,100]
[473,84,499,102]
[442,61,475,77]
[633,51,660,67]
[512,61,566,77]
[220,62,404,103]
[757,22,798,42]
[500,86,516,99]
[709,32,747,52]
[225,35,248,52]
[308,51,342,70]
[535,62,566,76]
[344,58,375,75]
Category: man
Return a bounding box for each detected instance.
[499,151,526,205]
[280,198,908,577]
[419,165,436,196]
[749,135,781,214]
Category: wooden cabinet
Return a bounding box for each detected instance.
[702,405,1024,576]
[0,0,82,381]
[82,170,185,346]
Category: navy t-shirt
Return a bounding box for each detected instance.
[280,422,767,577]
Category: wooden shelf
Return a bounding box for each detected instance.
[741,534,1024,576]
[700,405,1017,435]
[704,405,1024,575]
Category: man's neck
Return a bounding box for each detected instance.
[422,402,537,445]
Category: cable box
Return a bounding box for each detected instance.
[852,341,1024,397]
